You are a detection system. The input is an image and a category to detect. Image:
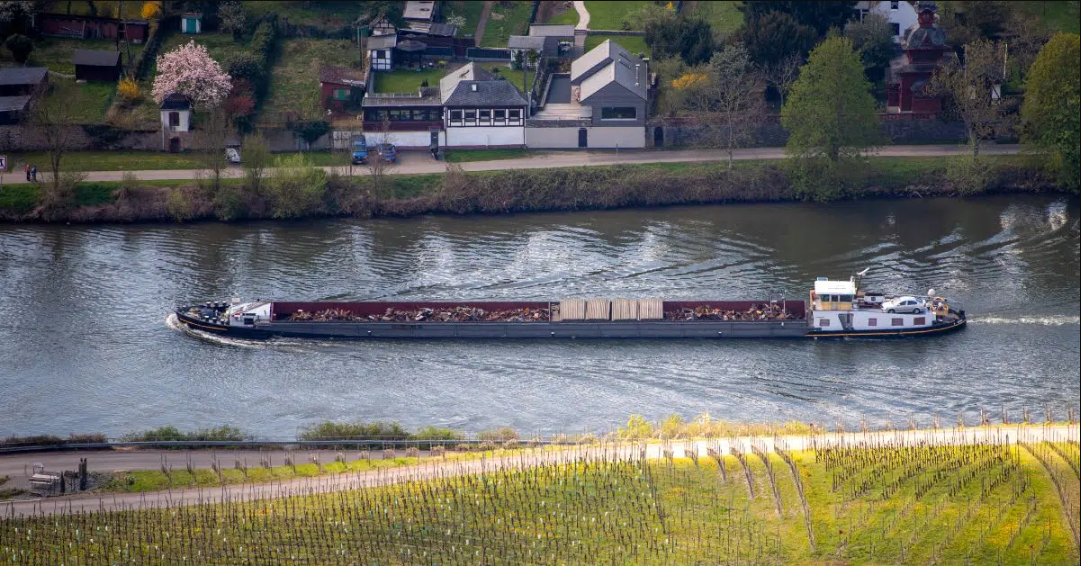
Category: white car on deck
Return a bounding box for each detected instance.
[881,296,926,314]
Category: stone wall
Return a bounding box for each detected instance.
[0,126,165,152]
[648,115,971,148]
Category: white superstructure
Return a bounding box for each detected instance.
[809,275,944,333]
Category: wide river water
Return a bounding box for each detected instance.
[1,195,1078,439]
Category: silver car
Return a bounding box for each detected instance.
[881,296,925,314]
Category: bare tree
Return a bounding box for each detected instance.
[366,115,391,197]
[763,52,802,108]
[675,45,767,168]
[30,81,82,206]
[196,109,230,192]
[930,39,1011,157]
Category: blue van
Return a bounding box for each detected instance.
[351,136,368,164]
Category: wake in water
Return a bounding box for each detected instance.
[970,314,1080,326]
[165,313,335,351]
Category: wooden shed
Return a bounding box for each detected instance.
[73,50,122,82]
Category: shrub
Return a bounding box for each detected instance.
[167,188,196,222]
[413,426,464,442]
[121,426,249,442]
[116,78,142,106]
[298,421,411,441]
[4,34,32,64]
[945,155,997,195]
[268,154,327,218]
[477,427,520,442]
[620,415,654,440]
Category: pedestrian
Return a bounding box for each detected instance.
[30,165,37,182]
[25,163,30,182]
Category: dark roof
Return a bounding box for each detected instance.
[0,67,48,87]
[0,95,32,112]
[442,78,528,107]
[159,93,191,110]
[426,23,458,37]
[397,39,427,52]
[319,65,365,86]
[508,35,546,50]
[367,34,397,50]
[72,49,121,67]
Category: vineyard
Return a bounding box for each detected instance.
[2,430,1079,564]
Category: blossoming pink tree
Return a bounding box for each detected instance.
[151,41,232,108]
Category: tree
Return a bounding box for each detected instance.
[1022,33,1080,190]
[782,37,879,162]
[152,41,232,109]
[269,154,327,218]
[929,40,1010,158]
[644,14,715,65]
[672,45,766,168]
[844,13,899,84]
[763,52,802,108]
[4,32,30,63]
[218,1,247,41]
[938,1,1014,48]
[740,1,857,37]
[140,1,162,20]
[0,1,34,39]
[196,108,230,195]
[737,10,817,67]
[30,81,84,207]
[241,132,271,196]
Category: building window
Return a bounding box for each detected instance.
[890,1,899,9]
[494,109,506,119]
[479,109,491,125]
[914,317,926,325]
[601,107,637,120]
[168,112,179,127]
[892,318,904,327]
[890,22,900,36]
[376,49,387,58]
[868,318,878,327]
[332,89,350,101]
[508,109,521,120]
[818,318,830,327]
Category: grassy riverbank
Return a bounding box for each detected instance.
[0,155,1065,224]
[3,436,1077,563]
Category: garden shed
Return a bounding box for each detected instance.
[73,50,122,82]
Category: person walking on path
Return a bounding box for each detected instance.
[30,165,37,183]
[25,163,30,182]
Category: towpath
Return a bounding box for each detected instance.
[43,144,1022,184]
[3,424,1074,518]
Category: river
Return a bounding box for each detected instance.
[1,195,1078,439]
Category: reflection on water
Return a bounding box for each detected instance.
[1,195,1078,437]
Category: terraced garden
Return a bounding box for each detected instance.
[3,430,1078,564]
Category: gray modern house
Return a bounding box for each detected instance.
[526,40,648,149]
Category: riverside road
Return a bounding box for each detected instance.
[43,144,1022,183]
[3,425,1076,517]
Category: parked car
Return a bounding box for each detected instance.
[351,136,368,164]
[881,296,925,314]
[375,143,397,163]
[225,147,241,164]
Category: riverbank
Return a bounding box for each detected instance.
[0,153,1065,224]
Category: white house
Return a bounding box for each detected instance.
[159,93,191,152]
[440,63,528,148]
[854,1,919,42]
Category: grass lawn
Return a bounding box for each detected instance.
[1019,0,1081,34]
[0,37,144,75]
[263,39,358,120]
[243,1,361,29]
[690,0,743,35]
[371,67,446,94]
[444,148,537,163]
[481,0,534,47]
[8,151,204,173]
[585,34,650,57]
[584,0,649,30]
[157,32,251,74]
[478,62,532,92]
[544,3,579,25]
[445,0,486,38]
[35,77,117,124]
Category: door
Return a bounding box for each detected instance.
[168,137,180,153]
[653,126,664,147]
[577,128,587,148]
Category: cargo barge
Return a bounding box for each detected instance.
[176,274,966,340]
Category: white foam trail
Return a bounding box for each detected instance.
[970,315,1080,326]
[165,313,267,349]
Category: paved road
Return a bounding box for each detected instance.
[573,1,590,30]
[43,145,1022,183]
[3,424,1074,518]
